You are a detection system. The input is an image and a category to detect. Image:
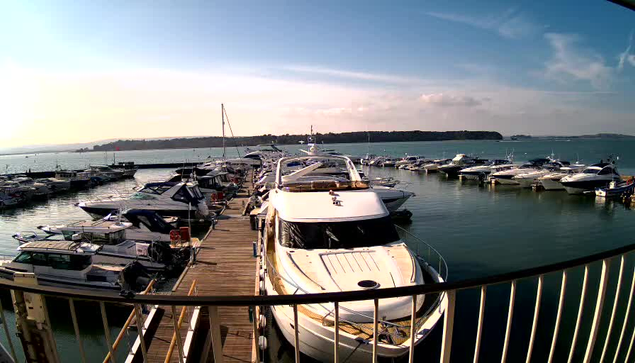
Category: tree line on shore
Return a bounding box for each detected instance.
[88,130,503,152]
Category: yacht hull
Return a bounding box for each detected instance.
[513,178,536,189]
[80,205,201,220]
[0,267,121,291]
[438,165,462,176]
[491,177,520,185]
[265,271,446,363]
[561,180,613,195]
[540,178,565,191]
[372,188,414,212]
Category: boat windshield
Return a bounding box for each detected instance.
[13,252,92,270]
[584,168,601,174]
[280,216,400,249]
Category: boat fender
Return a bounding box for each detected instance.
[259,314,267,329]
[258,336,268,351]
[259,270,265,281]
[259,280,266,295]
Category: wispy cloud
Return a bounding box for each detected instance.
[282,65,422,85]
[543,33,613,90]
[425,9,542,39]
[618,31,635,71]
[420,93,484,107]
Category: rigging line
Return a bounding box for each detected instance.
[222,107,242,158]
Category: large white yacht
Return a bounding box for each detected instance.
[263,155,446,362]
[560,162,621,194]
[78,181,210,220]
[459,159,514,181]
[537,164,586,191]
[489,158,551,185]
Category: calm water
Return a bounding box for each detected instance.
[4,138,635,175]
[0,139,634,361]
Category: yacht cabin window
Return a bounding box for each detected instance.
[598,167,614,175]
[279,216,400,249]
[14,252,92,270]
[139,184,174,195]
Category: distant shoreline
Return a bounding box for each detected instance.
[2,132,633,157]
[86,130,503,152]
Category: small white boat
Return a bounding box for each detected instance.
[38,210,177,243]
[0,241,153,292]
[55,170,92,189]
[595,180,635,198]
[36,177,71,193]
[423,159,451,173]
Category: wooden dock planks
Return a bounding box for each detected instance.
[144,182,258,363]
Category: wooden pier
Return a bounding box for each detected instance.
[139,180,258,363]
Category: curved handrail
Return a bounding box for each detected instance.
[0,243,633,306]
[395,225,448,282]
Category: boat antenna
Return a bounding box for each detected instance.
[221,103,226,159]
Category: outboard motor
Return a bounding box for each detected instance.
[147,241,172,264]
[120,261,152,292]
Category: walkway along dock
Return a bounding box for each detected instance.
[130,176,258,363]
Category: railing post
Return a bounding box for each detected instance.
[133,304,148,362]
[473,286,486,363]
[568,265,589,363]
[440,290,456,363]
[409,295,417,363]
[170,305,185,363]
[501,280,517,363]
[68,299,87,363]
[334,302,339,363]
[613,265,635,363]
[293,304,300,363]
[601,256,624,362]
[373,298,379,363]
[209,305,224,363]
[583,259,610,363]
[526,275,543,363]
[100,302,117,363]
[0,296,17,363]
[548,270,568,362]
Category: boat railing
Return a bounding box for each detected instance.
[396,225,449,283]
[0,242,635,362]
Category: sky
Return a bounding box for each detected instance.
[0,0,634,148]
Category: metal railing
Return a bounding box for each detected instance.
[0,242,634,362]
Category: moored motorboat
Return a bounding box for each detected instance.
[459,159,513,181]
[560,162,621,195]
[263,154,447,362]
[78,181,210,221]
[439,154,484,177]
[595,179,634,198]
[0,241,153,292]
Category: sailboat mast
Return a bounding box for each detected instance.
[221,103,226,158]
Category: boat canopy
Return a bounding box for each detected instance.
[124,210,174,234]
[18,241,100,254]
[272,189,388,222]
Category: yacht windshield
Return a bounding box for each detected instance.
[280,216,399,249]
